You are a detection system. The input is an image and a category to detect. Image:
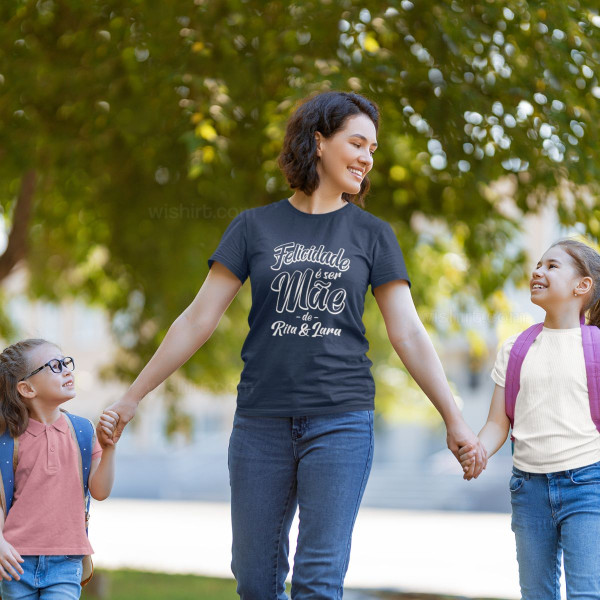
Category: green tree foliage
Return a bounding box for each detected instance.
[1,0,599,425]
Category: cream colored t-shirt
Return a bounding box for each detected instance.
[492,326,600,473]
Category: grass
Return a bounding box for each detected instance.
[81,569,239,599]
[80,569,508,600]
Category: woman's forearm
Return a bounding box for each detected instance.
[125,309,217,404]
[106,265,241,442]
[390,326,462,425]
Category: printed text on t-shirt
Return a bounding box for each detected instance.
[269,242,349,337]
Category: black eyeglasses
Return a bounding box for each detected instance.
[20,357,75,381]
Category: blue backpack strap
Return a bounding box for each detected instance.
[62,411,95,534]
[62,412,94,497]
[0,428,16,517]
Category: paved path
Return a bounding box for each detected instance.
[88,499,561,599]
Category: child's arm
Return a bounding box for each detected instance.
[460,384,511,480]
[89,410,119,501]
[0,511,24,581]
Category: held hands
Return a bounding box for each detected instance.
[0,537,23,581]
[445,418,487,480]
[458,442,485,481]
[102,396,138,443]
[96,410,120,449]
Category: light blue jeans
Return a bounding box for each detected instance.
[510,461,600,599]
[0,555,83,599]
[228,410,374,600]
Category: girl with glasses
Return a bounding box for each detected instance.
[0,338,119,599]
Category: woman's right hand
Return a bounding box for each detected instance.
[96,410,120,448]
[0,537,23,581]
[104,396,138,443]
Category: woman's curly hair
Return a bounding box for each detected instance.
[278,91,380,208]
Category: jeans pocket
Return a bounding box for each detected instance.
[64,555,84,562]
[509,474,524,493]
[569,463,600,485]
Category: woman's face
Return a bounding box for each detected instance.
[315,113,377,196]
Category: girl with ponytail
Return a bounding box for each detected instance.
[558,238,600,327]
[0,339,43,439]
[0,339,118,599]
[460,238,600,598]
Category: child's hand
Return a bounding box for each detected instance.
[96,410,120,449]
[459,443,479,480]
[0,537,24,581]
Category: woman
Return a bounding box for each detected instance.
[106,91,487,599]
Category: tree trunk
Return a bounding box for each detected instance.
[0,170,35,283]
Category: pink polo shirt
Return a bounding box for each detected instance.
[2,414,102,555]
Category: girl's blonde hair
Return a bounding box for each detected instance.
[551,239,600,327]
[0,339,51,437]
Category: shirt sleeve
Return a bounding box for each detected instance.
[491,333,519,388]
[207,211,249,284]
[369,222,411,295]
[91,435,102,460]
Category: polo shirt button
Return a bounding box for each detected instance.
[50,447,55,452]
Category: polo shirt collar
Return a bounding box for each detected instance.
[25,414,68,437]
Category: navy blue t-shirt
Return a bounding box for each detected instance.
[208,198,411,416]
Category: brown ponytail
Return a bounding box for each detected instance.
[0,339,50,437]
[551,239,600,328]
[588,298,600,328]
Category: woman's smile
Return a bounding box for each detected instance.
[347,167,364,180]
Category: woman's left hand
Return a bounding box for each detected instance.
[445,418,487,478]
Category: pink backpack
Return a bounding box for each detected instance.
[505,315,600,441]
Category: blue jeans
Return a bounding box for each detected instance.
[510,461,600,599]
[228,410,374,600]
[0,555,83,599]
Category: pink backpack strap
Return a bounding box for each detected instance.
[505,323,544,429]
[581,323,600,433]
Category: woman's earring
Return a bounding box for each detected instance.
[574,290,579,296]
